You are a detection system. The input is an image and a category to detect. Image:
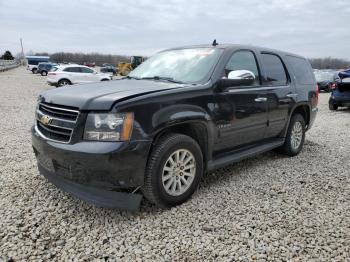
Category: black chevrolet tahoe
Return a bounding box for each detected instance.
[32,44,318,211]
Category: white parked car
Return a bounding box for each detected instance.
[47,65,112,87]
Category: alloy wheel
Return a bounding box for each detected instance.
[291,121,303,150]
[161,149,196,196]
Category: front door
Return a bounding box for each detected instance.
[66,67,85,84]
[213,50,268,153]
[80,67,97,83]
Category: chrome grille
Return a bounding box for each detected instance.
[35,103,79,143]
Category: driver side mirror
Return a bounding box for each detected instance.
[215,70,256,92]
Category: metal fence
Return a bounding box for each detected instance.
[0,60,20,72]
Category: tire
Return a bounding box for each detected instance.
[41,71,48,76]
[329,103,338,111]
[142,133,203,208]
[101,78,109,81]
[280,114,306,156]
[58,79,71,87]
[32,68,37,74]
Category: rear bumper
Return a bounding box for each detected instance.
[307,107,318,131]
[32,126,152,210]
[329,95,350,106]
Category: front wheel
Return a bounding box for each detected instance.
[32,68,37,74]
[41,71,48,76]
[280,114,306,156]
[142,133,203,208]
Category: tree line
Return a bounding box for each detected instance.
[35,52,130,66]
[308,57,349,70]
[36,52,349,69]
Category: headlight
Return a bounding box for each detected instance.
[83,112,133,141]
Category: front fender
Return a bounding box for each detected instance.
[152,104,210,130]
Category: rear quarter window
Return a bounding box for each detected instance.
[286,56,314,85]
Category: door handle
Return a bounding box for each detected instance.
[286,93,298,99]
[254,97,267,102]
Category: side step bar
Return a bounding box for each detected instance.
[207,139,285,171]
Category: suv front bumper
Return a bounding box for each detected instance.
[31,126,152,210]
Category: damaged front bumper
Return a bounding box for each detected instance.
[32,126,152,211]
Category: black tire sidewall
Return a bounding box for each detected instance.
[147,135,203,207]
[41,71,47,76]
[58,80,69,86]
[329,103,338,111]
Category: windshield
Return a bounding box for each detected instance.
[129,48,223,83]
[314,71,336,82]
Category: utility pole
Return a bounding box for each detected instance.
[20,38,24,59]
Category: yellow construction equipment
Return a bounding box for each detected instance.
[117,56,144,76]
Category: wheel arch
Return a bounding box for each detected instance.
[282,102,311,137]
[292,103,310,127]
[58,78,71,84]
[150,121,210,171]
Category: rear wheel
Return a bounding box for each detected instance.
[142,133,203,208]
[32,68,37,74]
[58,79,71,87]
[280,114,306,156]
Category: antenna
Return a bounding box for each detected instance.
[212,39,218,46]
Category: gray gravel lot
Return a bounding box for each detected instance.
[1,67,350,261]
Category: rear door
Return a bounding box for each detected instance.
[258,52,295,138]
[213,50,268,152]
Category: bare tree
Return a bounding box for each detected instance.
[308,57,350,70]
[39,52,130,66]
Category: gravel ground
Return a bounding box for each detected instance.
[1,67,350,261]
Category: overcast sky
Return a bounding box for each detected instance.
[1,0,349,59]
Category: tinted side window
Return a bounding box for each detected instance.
[286,56,314,85]
[28,60,39,65]
[80,67,94,73]
[64,67,81,73]
[260,53,288,86]
[225,51,260,86]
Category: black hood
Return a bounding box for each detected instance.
[40,79,183,110]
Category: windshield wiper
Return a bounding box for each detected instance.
[125,76,141,80]
[140,76,184,84]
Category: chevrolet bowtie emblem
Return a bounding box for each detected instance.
[40,115,52,125]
